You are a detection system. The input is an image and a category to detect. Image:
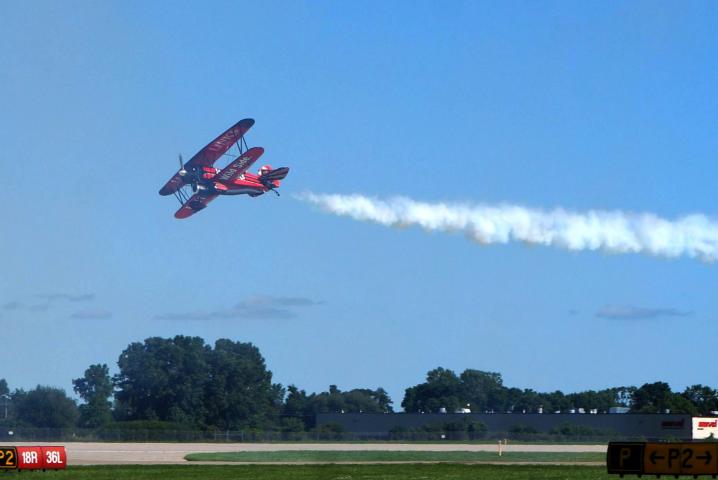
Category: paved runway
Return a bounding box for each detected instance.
[15,442,607,465]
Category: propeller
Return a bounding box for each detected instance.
[176,154,201,193]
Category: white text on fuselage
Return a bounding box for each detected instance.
[217,155,254,181]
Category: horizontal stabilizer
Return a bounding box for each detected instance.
[260,167,289,182]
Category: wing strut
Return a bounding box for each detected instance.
[173,188,191,205]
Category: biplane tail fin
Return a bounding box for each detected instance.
[260,166,290,185]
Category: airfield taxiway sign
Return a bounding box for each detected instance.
[607,442,644,475]
[608,442,718,476]
[0,447,17,470]
[644,443,717,476]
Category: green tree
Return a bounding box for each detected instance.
[114,336,283,429]
[204,338,283,430]
[401,368,641,414]
[283,384,393,430]
[280,416,306,433]
[539,390,571,413]
[683,385,718,415]
[632,382,672,412]
[73,364,113,428]
[306,385,392,414]
[565,388,623,413]
[402,367,462,413]
[371,387,393,413]
[283,385,312,429]
[325,385,345,412]
[14,386,78,428]
[503,387,524,413]
[334,387,392,413]
[459,369,504,412]
[114,336,212,425]
[631,382,695,414]
[667,394,699,415]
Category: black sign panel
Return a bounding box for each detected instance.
[607,442,644,475]
[0,447,17,469]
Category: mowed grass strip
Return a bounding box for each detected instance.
[185,450,605,463]
[13,464,612,480]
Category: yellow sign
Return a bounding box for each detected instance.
[0,447,17,469]
[643,444,682,475]
[644,443,718,476]
[608,442,718,477]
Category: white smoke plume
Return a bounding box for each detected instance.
[298,192,718,262]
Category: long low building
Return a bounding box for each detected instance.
[317,413,694,440]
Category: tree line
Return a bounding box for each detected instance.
[1,336,716,431]
[0,336,390,431]
[402,367,715,415]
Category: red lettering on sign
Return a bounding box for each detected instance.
[698,421,718,428]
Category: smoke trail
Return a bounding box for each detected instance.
[298,192,718,262]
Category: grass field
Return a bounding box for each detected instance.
[184,450,605,463]
[12,464,613,479]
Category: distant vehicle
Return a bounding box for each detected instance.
[159,118,289,219]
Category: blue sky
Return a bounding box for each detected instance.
[2,1,717,409]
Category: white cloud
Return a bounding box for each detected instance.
[156,295,322,321]
[70,308,112,320]
[596,305,690,320]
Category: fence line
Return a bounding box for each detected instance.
[0,427,657,443]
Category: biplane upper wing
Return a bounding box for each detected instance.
[187,118,255,168]
[214,147,264,184]
[159,118,255,196]
[174,193,219,219]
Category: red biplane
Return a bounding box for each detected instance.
[159,118,289,219]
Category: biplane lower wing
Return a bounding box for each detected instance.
[215,147,264,184]
[159,173,185,197]
[159,118,255,196]
[174,193,219,219]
